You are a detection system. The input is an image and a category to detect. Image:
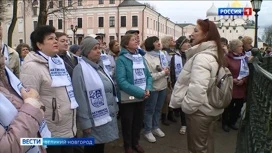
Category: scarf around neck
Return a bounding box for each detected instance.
[124,53,146,90]
[232,55,249,80]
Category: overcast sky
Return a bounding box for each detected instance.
[138,0,272,37]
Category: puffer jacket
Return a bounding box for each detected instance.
[169,41,224,116]
[20,51,77,138]
[144,51,168,91]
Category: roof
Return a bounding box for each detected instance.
[118,0,145,7]
[207,3,218,17]
[177,23,195,28]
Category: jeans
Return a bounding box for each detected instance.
[144,89,167,134]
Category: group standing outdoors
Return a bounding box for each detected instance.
[0,14,254,153]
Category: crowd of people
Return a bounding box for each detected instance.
[0,16,268,153]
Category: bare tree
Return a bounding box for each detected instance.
[263,25,272,46]
[8,0,18,47]
[37,0,77,26]
[143,2,156,11]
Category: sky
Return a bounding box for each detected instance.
[138,0,272,37]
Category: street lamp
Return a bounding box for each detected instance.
[251,0,263,48]
[71,24,78,44]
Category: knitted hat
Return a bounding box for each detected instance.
[69,44,80,54]
[175,36,189,50]
[80,36,99,57]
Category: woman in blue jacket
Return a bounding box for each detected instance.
[116,34,152,153]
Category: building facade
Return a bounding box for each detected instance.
[206,2,263,48]
[1,0,183,47]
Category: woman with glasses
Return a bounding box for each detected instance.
[170,19,226,153]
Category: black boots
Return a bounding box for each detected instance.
[161,113,170,126]
[167,111,177,123]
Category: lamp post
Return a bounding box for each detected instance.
[71,24,78,44]
[251,0,263,48]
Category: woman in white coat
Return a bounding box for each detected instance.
[169,19,226,153]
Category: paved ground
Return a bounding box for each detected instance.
[105,118,238,153]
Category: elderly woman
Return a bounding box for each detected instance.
[15,43,30,64]
[170,19,226,153]
[116,34,152,153]
[143,36,168,143]
[170,36,191,135]
[0,27,46,153]
[107,40,120,79]
[72,36,119,153]
[222,39,249,132]
[241,36,253,58]
[20,25,78,153]
[161,36,177,125]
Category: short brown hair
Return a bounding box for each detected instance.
[109,40,118,51]
[55,32,68,38]
[16,43,31,58]
[120,34,135,49]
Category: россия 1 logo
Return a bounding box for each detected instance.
[218,8,252,16]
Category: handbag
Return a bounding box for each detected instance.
[120,90,143,104]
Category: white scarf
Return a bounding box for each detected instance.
[100,53,112,76]
[124,53,146,90]
[1,42,9,66]
[149,51,169,68]
[1,67,51,152]
[233,55,249,80]
[245,51,252,58]
[174,54,183,80]
[78,59,112,127]
[38,51,79,109]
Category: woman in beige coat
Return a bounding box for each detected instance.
[0,31,46,153]
[20,25,78,153]
[170,19,226,153]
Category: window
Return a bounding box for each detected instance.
[236,30,238,33]
[99,0,104,4]
[33,7,38,16]
[153,20,155,30]
[109,36,115,41]
[147,17,149,28]
[230,30,231,33]
[77,18,82,28]
[68,0,72,6]
[98,17,104,27]
[59,0,62,7]
[109,16,115,27]
[49,0,53,8]
[33,21,38,29]
[132,16,138,27]
[223,30,224,33]
[121,16,126,27]
[109,0,115,4]
[49,20,53,27]
[19,39,23,44]
[58,19,62,29]
[78,0,82,6]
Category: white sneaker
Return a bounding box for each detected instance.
[144,132,156,143]
[153,128,165,137]
[179,126,187,135]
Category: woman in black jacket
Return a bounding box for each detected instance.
[170,36,191,135]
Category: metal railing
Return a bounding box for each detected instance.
[236,55,272,153]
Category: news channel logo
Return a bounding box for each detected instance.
[218,8,252,16]
[20,138,95,146]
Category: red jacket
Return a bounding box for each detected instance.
[225,52,248,99]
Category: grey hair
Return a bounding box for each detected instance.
[229,39,243,52]
[161,36,173,49]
